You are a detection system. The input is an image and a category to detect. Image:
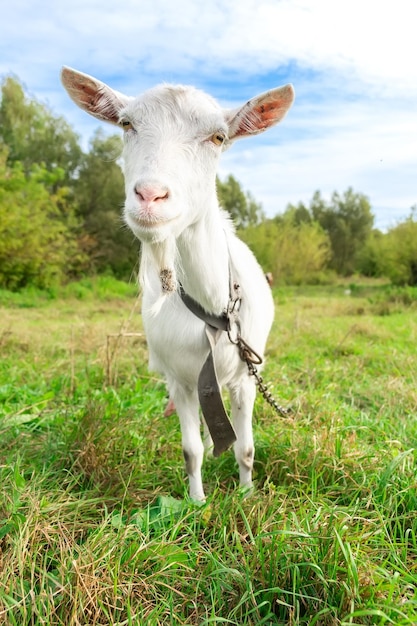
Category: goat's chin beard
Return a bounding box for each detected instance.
[159,268,176,293]
[150,237,177,290]
[140,237,178,315]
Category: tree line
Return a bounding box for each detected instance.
[1,75,416,289]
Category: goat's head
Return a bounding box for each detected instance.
[61,68,294,293]
[61,67,294,242]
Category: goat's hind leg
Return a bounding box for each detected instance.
[173,388,205,501]
[229,379,257,492]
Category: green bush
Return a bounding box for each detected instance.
[0,151,84,289]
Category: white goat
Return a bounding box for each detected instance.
[61,67,294,501]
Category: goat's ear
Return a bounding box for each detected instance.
[226,84,295,140]
[61,66,129,125]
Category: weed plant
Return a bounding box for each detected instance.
[0,280,416,625]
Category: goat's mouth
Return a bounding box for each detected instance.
[136,218,173,228]
[126,212,179,243]
[128,214,177,230]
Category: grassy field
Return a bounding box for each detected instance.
[0,278,416,625]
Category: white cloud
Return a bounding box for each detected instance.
[4,0,417,91]
[205,0,417,94]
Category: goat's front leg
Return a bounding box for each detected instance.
[229,379,257,491]
[202,419,214,456]
[174,389,205,501]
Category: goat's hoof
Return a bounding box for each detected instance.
[238,484,254,499]
[188,489,206,503]
[190,496,206,505]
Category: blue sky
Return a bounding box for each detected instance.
[1,0,416,230]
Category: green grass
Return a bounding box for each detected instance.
[1,280,416,625]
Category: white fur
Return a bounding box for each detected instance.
[61,67,295,500]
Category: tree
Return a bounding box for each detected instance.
[0,147,84,289]
[355,229,385,278]
[217,174,264,229]
[73,130,140,278]
[310,188,374,275]
[358,208,417,285]
[282,201,312,225]
[0,75,82,186]
[241,215,330,285]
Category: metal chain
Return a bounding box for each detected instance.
[236,337,293,418]
[246,359,293,417]
[179,272,293,419]
[224,278,292,419]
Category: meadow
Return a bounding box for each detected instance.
[0,278,416,625]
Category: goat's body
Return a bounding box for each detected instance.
[61,66,294,500]
[143,215,274,387]
[142,213,274,499]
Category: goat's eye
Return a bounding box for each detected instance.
[211,132,226,146]
[120,120,133,131]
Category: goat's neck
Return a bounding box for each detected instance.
[177,206,231,315]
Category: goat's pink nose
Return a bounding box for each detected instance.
[134,183,169,203]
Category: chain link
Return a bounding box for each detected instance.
[179,274,293,418]
[236,337,293,418]
[247,359,293,417]
[224,279,292,418]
